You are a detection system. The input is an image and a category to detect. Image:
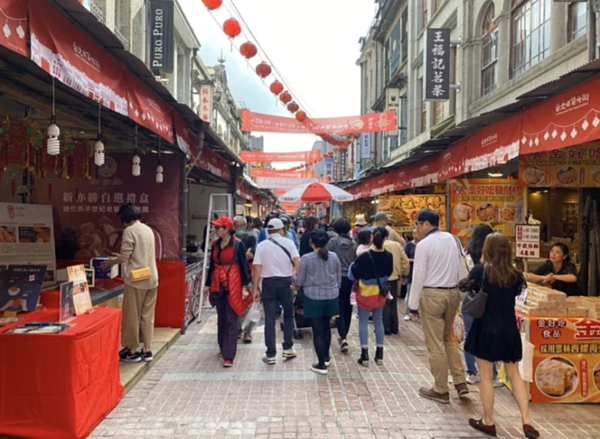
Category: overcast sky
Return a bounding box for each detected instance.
[181,0,376,166]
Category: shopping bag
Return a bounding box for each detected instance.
[242,302,263,334]
[519,333,534,382]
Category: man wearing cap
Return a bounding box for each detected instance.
[373,212,405,246]
[252,218,301,364]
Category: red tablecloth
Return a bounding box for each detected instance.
[0,308,124,439]
[155,260,186,328]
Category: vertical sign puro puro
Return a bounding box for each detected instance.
[423,28,450,101]
[149,0,174,75]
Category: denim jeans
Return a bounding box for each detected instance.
[358,306,384,348]
[262,277,294,357]
[462,312,498,379]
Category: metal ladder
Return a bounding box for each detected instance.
[198,193,233,323]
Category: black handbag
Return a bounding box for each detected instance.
[367,251,390,298]
[461,269,488,319]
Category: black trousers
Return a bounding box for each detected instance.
[216,295,238,361]
[336,276,353,340]
[262,277,294,357]
[383,279,400,334]
[311,315,332,367]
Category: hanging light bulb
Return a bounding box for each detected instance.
[47,78,60,156]
[94,135,105,166]
[156,164,163,183]
[132,154,141,176]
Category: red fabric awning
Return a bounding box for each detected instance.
[0,0,28,57]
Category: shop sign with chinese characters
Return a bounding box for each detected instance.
[423,29,450,101]
[516,224,541,258]
[199,83,213,125]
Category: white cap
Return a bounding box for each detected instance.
[267,218,285,230]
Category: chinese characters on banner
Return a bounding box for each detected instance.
[516,224,541,258]
[200,84,213,124]
[249,168,315,178]
[528,316,600,403]
[241,150,322,163]
[424,29,450,101]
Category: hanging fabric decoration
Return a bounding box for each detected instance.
[156,138,163,183]
[47,76,60,156]
[287,102,299,113]
[279,91,292,104]
[202,0,222,10]
[94,104,104,166]
[132,126,140,176]
[296,110,307,122]
[240,41,257,59]
[255,62,272,79]
[223,18,241,50]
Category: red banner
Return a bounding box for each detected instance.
[35,153,183,259]
[173,111,192,156]
[464,114,521,172]
[439,140,466,180]
[281,202,302,212]
[242,110,397,135]
[241,150,321,163]
[29,0,128,116]
[197,146,231,182]
[126,70,174,144]
[521,76,600,154]
[0,0,28,57]
[237,182,253,201]
[249,168,315,178]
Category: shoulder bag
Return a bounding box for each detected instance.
[367,251,390,298]
[461,268,488,319]
[269,237,294,267]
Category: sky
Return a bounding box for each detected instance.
[180,0,376,168]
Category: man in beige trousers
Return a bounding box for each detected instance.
[408,209,468,404]
[102,203,159,363]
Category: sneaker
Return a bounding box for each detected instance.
[122,351,142,363]
[418,387,450,404]
[492,378,504,388]
[262,355,276,365]
[141,351,153,362]
[455,383,470,397]
[242,332,253,344]
[324,358,332,367]
[403,315,411,321]
[282,349,297,359]
[223,360,234,368]
[339,339,349,354]
[119,347,130,360]
[310,363,328,375]
[466,374,480,385]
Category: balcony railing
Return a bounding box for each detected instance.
[114,28,129,50]
[89,1,104,23]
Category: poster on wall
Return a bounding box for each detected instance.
[35,153,182,260]
[519,142,600,187]
[378,195,446,233]
[450,179,524,241]
[0,203,56,284]
[0,265,46,313]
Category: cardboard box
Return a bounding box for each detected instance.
[567,308,588,318]
[525,298,556,309]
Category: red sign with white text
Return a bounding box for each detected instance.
[29,0,128,116]
[249,168,315,178]
[439,141,466,180]
[241,150,322,163]
[197,147,231,182]
[242,110,397,135]
[0,0,28,57]
[173,111,192,156]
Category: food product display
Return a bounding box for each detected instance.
[500,203,518,222]
[515,285,572,317]
[594,366,600,392]
[74,216,123,260]
[476,203,495,222]
[591,167,600,184]
[523,166,546,186]
[536,357,578,397]
[556,166,578,185]
[0,226,17,243]
[453,202,472,223]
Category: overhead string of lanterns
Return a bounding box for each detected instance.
[201,0,353,173]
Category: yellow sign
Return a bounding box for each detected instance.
[378,195,446,233]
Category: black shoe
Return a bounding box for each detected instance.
[122,351,142,363]
[384,331,392,336]
[339,339,349,354]
[358,348,369,367]
[310,363,328,375]
[141,351,153,362]
[375,346,384,366]
[119,347,129,360]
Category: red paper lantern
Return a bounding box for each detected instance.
[269,80,284,96]
[202,0,222,10]
[296,111,306,122]
[255,62,272,78]
[240,41,257,59]
[287,102,299,113]
[279,91,292,104]
[223,18,242,38]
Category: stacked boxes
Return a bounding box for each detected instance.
[515,285,571,317]
[576,297,600,319]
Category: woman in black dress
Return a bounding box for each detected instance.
[463,233,539,439]
[526,243,580,296]
[299,216,319,256]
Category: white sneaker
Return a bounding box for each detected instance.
[403,315,411,321]
[466,374,480,385]
[493,378,504,388]
[282,349,297,359]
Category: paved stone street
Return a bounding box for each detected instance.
[91,305,600,439]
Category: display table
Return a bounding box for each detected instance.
[40,278,125,309]
[0,308,124,439]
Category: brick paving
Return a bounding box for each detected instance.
[91,304,600,439]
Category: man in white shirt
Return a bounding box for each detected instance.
[252,218,301,365]
[408,209,468,404]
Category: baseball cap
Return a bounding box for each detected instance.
[211,216,234,229]
[374,212,391,222]
[267,218,285,230]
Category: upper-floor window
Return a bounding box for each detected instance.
[568,2,587,42]
[512,0,552,77]
[481,4,498,96]
[422,0,428,29]
[401,8,408,63]
[433,0,442,14]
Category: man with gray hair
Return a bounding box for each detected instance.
[233,216,256,263]
[373,212,405,246]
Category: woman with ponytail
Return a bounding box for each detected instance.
[348,226,393,367]
[294,230,341,375]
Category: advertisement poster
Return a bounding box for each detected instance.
[0,203,56,283]
[378,195,446,233]
[516,224,541,258]
[450,179,524,241]
[0,265,46,313]
[529,316,600,403]
[519,142,600,187]
[66,264,92,315]
[35,153,182,260]
[59,281,75,323]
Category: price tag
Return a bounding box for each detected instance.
[516,288,528,305]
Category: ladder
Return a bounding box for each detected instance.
[198,193,233,323]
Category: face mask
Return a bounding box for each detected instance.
[235,230,246,237]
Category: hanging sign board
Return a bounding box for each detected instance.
[516,224,541,259]
[150,0,174,74]
[423,28,451,101]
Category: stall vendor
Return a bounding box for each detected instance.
[525,243,581,296]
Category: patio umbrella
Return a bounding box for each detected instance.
[278,181,354,203]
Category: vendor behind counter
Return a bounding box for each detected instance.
[525,242,581,296]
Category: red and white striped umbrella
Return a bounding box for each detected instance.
[278,181,354,203]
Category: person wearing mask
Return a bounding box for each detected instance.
[462,233,539,439]
[245,216,259,240]
[101,203,158,363]
[373,212,405,246]
[403,226,420,321]
[252,218,300,364]
[204,217,252,368]
[294,231,341,375]
[381,228,410,335]
[348,227,393,367]
[300,216,320,256]
[462,224,502,386]
[326,218,357,353]
[409,209,469,403]
[281,215,300,248]
[525,243,581,296]
[233,216,257,344]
